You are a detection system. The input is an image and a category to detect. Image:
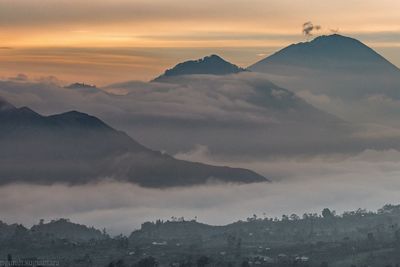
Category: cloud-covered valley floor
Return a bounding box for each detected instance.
[2,73,400,235]
[2,149,400,235]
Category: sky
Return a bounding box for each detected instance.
[0,0,400,84]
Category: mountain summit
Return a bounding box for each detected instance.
[153,54,245,81]
[249,34,399,74]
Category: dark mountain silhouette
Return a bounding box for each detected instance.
[250,34,399,73]
[0,97,267,187]
[0,220,27,241]
[0,219,106,244]
[31,219,106,242]
[153,54,245,82]
[248,34,400,100]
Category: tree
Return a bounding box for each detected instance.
[134,257,158,267]
[115,259,126,267]
[235,238,242,258]
[322,208,334,219]
[196,256,210,267]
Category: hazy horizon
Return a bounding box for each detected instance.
[0,38,399,86]
[1,0,400,84]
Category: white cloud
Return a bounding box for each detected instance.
[2,149,400,235]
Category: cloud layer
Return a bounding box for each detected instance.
[2,149,400,235]
[2,73,400,159]
[2,75,400,235]
[0,73,327,156]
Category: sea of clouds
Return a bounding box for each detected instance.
[1,148,400,235]
[1,74,400,235]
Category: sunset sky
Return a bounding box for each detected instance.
[1,0,400,85]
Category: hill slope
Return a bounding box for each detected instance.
[0,97,267,187]
[31,219,106,242]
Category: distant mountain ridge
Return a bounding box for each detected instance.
[0,218,106,244]
[0,97,268,187]
[153,54,245,81]
[31,219,106,242]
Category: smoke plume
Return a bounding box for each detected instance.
[302,21,321,38]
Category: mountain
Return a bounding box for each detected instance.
[153,54,245,82]
[248,34,400,124]
[0,221,27,242]
[0,219,106,245]
[249,34,399,74]
[31,219,106,242]
[0,97,267,187]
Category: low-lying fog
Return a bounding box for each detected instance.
[2,148,400,236]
